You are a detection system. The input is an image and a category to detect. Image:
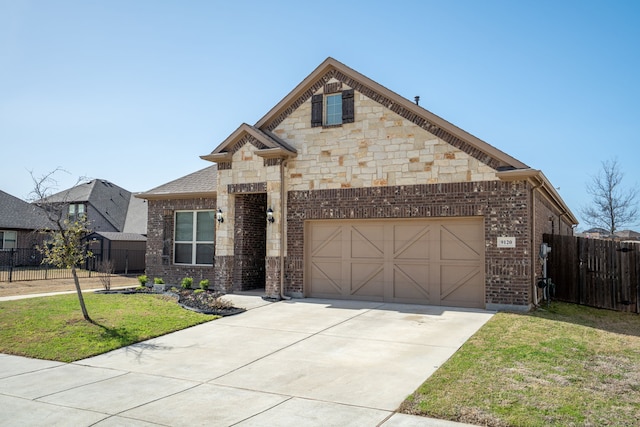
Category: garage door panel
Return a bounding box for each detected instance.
[392,264,430,300]
[440,265,484,308]
[310,261,343,295]
[307,218,484,308]
[440,225,483,261]
[393,225,430,260]
[310,226,342,258]
[350,263,384,297]
[350,225,384,258]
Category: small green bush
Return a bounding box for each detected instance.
[154,277,164,285]
[194,289,205,294]
[181,277,193,289]
[199,279,209,290]
[137,275,148,285]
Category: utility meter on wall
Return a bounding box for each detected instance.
[539,243,551,261]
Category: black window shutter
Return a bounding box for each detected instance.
[342,89,354,123]
[311,94,323,127]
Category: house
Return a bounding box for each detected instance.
[41,179,149,272]
[580,228,613,240]
[614,229,640,242]
[0,190,52,266]
[138,58,577,311]
[43,179,146,234]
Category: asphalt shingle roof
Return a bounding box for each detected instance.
[45,179,132,232]
[138,165,217,199]
[0,190,52,230]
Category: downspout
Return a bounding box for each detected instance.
[531,180,543,307]
[279,159,291,300]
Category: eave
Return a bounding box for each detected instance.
[497,169,578,226]
[135,191,216,201]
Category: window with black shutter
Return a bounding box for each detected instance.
[310,88,355,127]
[342,89,354,123]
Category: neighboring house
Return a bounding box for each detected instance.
[43,179,144,233]
[42,179,148,273]
[0,190,52,266]
[138,57,577,311]
[614,229,640,241]
[580,228,613,240]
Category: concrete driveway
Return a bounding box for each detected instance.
[0,295,493,426]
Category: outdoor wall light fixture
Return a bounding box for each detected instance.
[216,208,224,223]
[267,207,275,224]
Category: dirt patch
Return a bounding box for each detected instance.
[0,275,139,298]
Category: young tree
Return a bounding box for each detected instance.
[30,169,93,322]
[581,158,639,234]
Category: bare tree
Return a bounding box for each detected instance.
[581,158,639,234]
[30,169,93,322]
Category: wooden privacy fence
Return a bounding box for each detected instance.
[543,234,640,313]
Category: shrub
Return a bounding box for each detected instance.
[153,277,164,285]
[199,279,209,290]
[181,277,193,289]
[137,275,148,286]
[97,259,115,291]
[194,289,204,294]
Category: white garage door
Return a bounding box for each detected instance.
[306,218,485,308]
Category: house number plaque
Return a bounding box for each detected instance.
[497,237,516,248]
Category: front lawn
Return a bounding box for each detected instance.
[0,293,215,362]
[401,302,640,427]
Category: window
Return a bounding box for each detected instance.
[0,231,17,250]
[68,203,86,222]
[174,210,215,265]
[311,88,354,127]
[325,94,342,125]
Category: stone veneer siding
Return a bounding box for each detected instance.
[145,197,217,288]
[285,180,533,307]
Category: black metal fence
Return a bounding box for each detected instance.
[0,248,146,282]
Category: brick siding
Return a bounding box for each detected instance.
[286,180,533,306]
[145,197,217,286]
[232,193,267,290]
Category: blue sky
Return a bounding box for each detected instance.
[1,0,639,230]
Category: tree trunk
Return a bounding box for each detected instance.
[71,265,91,322]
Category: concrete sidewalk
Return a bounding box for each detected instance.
[0,295,492,426]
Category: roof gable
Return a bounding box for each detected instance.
[250,57,527,171]
[200,123,297,165]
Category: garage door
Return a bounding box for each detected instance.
[306,218,485,308]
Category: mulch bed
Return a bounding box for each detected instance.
[94,287,245,316]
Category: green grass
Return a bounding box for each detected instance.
[401,302,640,427]
[0,293,216,362]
